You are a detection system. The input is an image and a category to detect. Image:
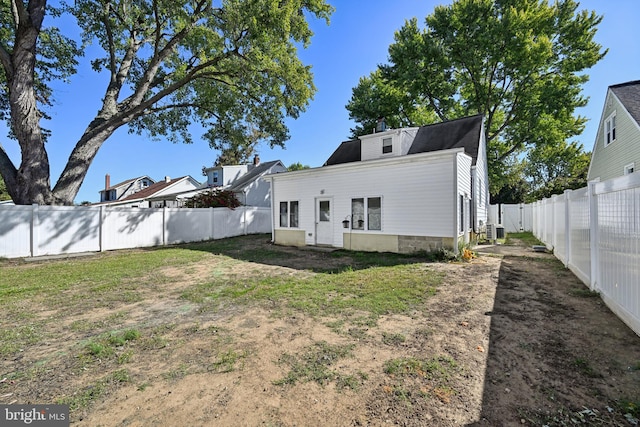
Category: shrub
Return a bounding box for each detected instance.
[183,189,241,209]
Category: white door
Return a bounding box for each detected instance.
[316,198,333,246]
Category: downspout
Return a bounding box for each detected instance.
[269,177,276,243]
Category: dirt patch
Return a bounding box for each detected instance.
[1,237,639,426]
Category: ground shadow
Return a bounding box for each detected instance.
[468,249,640,426]
[148,233,445,273]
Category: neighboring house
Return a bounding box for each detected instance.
[99,174,155,203]
[265,115,489,254]
[97,176,201,208]
[177,156,286,207]
[587,80,640,181]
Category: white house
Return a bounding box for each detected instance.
[179,157,286,207]
[99,174,155,203]
[265,115,489,254]
[96,176,201,208]
[587,80,640,181]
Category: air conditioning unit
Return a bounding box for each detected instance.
[486,223,495,240]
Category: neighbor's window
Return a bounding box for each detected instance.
[604,112,616,146]
[280,201,299,228]
[351,197,382,231]
[382,137,392,154]
[279,202,288,227]
[213,171,219,184]
[351,198,364,230]
[624,163,635,175]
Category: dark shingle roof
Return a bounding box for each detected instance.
[323,139,361,166]
[407,114,483,165]
[610,80,640,126]
[227,161,283,192]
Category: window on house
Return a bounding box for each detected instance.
[290,201,299,228]
[280,201,299,227]
[213,171,219,184]
[351,197,382,230]
[279,202,288,227]
[382,137,392,154]
[141,180,149,188]
[319,201,330,222]
[604,112,616,146]
[110,190,117,201]
[624,163,635,175]
[351,198,364,230]
[368,197,381,230]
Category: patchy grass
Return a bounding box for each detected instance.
[505,232,543,247]
[275,341,359,388]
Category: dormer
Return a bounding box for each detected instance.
[359,127,419,161]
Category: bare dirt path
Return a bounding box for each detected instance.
[2,237,639,426]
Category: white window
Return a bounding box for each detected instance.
[213,171,219,184]
[279,201,299,228]
[624,163,635,175]
[604,112,616,146]
[351,197,381,231]
[382,137,392,154]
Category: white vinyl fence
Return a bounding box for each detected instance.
[488,203,533,233]
[531,172,640,336]
[0,205,272,259]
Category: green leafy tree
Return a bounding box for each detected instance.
[346,0,604,197]
[0,0,333,205]
[287,162,310,171]
[0,173,10,201]
[524,141,590,202]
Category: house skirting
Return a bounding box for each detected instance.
[274,229,306,247]
[344,233,455,254]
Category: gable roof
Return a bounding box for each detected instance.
[103,176,153,191]
[610,80,640,126]
[116,176,190,202]
[407,114,483,165]
[227,160,285,192]
[323,139,361,166]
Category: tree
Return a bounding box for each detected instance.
[346,0,605,196]
[524,141,590,202]
[0,0,333,205]
[287,162,310,171]
[0,173,10,201]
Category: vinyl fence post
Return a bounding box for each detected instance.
[99,206,106,252]
[30,204,39,257]
[588,180,599,291]
[163,207,168,246]
[210,207,215,240]
[564,190,571,268]
[243,206,247,235]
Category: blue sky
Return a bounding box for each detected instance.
[2,0,639,203]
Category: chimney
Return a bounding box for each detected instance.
[253,155,260,166]
[105,174,110,190]
[164,176,171,183]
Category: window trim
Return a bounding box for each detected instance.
[279,200,299,228]
[604,111,617,147]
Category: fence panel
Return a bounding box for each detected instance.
[553,195,567,265]
[103,208,165,250]
[567,188,591,284]
[36,206,101,256]
[246,207,272,234]
[166,208,215,244]
[0,205,33,257]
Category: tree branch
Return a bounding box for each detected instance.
[0,141,18,197]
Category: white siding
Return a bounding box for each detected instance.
[473,129,490,230]
[270,150,463,248]
[359,128,419,162]
[457,153,473,238]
